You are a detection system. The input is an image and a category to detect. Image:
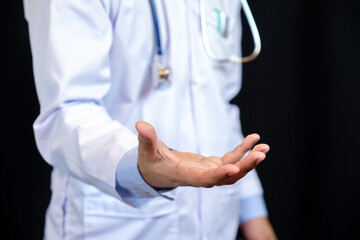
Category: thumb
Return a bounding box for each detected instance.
[135,121,158,151]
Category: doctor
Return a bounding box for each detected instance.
[24,0,277,239]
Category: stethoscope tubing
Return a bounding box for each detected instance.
[199,0,261,63]
[149,0,163,56]
[149,0,261,64]
[148,0,261,85]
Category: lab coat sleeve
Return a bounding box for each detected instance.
[24,0,159,201]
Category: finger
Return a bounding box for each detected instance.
[135,121,158,152]
[222,134,260,165]
[252,144,270,154]
[235,151,266,178]
[219,151,266,185]
[188,164,240,188]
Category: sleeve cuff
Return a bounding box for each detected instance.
[115,145,174,201]
[239,194,268,225]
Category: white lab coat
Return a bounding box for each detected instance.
[24,0,266,239]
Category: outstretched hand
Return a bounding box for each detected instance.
[136,121,269,189]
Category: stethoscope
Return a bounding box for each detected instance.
[149,0,261,85]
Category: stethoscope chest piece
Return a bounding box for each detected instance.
[158,67,170,83]
[153,59,171,88]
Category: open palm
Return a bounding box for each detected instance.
[136,121,269,189]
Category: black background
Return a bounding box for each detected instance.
[3,1,360,239]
